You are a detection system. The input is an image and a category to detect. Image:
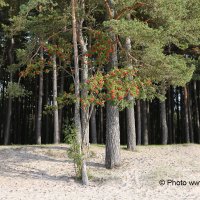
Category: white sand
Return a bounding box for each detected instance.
[0,144,200,200]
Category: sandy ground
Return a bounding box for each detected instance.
[0,144,200,200]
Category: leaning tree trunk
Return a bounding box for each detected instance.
[160,85,168,145]
[52,54,59,144]
[36,46,44,144]
[4,38,14,145]
[105,0,121,169]
[125,35,136,151]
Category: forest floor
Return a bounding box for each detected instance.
[0,144,200,200]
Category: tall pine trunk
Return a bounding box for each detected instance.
[160,86,168,145]
[59,60,64,140]
[125,35,136,151]
[193,81,200,143]
[183,86,190,143]
[36,46,44,144]
[105,0,121,169]
[105,34,121,168]
[4,38,14,145]
[188,84,194,143]
[136,100,141,145]
[45,74,49,143]
[52,54,59,144]
[106,104,120,168]
[142,100,148,145]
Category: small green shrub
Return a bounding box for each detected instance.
[65,124,83,178]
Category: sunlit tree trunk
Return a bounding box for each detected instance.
[160,85,168,145]
[36,46,44,144]
[52,54,59,144]
[72,0,88,185]
[78,0,89,146]
[125,34,136,151]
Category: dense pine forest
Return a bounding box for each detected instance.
[0,0,200,185]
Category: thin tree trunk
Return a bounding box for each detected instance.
[193,81,200,143]
[91,107,97,143]
[142,100,148,145]
[136,100,141,145]
[72,0,81,143]
[160,86,168,145]
[36,46,44,144]
[45,74,49,143]
[100,107,104,144]
[125,32,136,151]
[4,38,14,145]
[167,88,172,144]
[52,54,59,144]
[78,1,89,146]
[183,86,190,143]
[72,0,88,185]
[59,60,64,141]
[170,86,175,144]
[188,84,194,143]
[176,87,181,143]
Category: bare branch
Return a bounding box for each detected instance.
[115,2,146,20]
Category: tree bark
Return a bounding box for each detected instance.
[142,100,148,145]
[105,104,121,168]
[193,81,200,143]
[167,88,172,144]
[105,0,121,169]
[58,60,64,141]
[183,86,190,143]
[52,54,59,144]
[4,38,14,145]
[170,86,175,144]
[72,0,88,185]
[45,74,49,143]
[36,46,44,144]
[160,85,168,145]
[78,0,89,146]
[91,107,97,143]
[188,84,194,143]
[136,100,141,145]
[125,33,136,151]
[72,0,81,143]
